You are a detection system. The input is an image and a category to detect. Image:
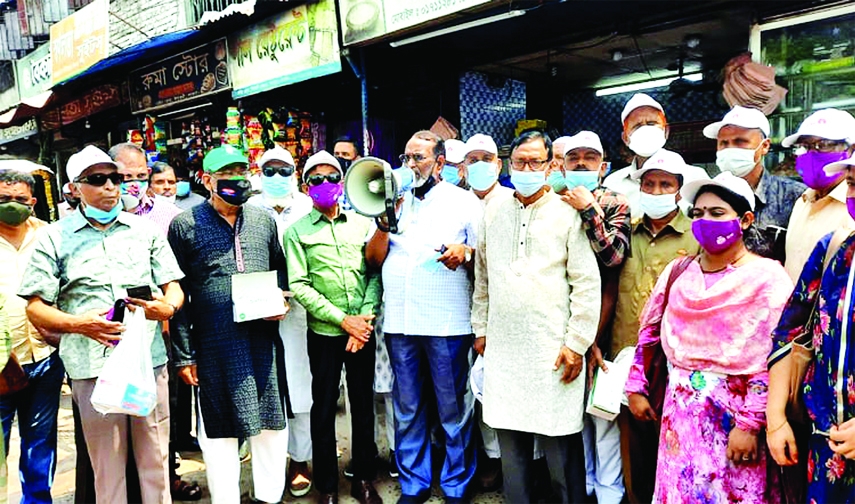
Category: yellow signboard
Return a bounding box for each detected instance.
[50,0,109,85]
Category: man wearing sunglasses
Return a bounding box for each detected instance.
[167,145,291,504]
[19,144,186,503]
[284,151,382,504]
[782,108,855,281]
[366,130,482,504]
[247,146,315,498]
[108,143,181,236]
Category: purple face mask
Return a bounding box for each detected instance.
[308,181,343,209]
[795,151,848,190]
[848,197,855,221]
[692,218,743,254]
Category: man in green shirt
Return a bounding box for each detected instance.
[284,151,382,504]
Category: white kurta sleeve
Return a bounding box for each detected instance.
[563,212,601,356]
[471,212,489,337]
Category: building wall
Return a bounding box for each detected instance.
[108,0,188,54]
[459,71,526,146]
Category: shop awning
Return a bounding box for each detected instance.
[0,91,55,126]
[58,29,203,87]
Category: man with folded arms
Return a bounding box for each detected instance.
[285,151,382,504]
[19,145,185,504]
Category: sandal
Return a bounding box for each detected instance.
[171,479,203,501]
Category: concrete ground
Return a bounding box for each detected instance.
[5,384,506,504]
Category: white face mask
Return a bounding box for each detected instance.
[628,126,667,158]
[716,146,760,178]
[161,194,177,205]
[639,192,677,219]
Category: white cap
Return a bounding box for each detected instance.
[445,139,466,164]
[302,150,342,181]
[464,133,498,156]
[823,151,855,175]
[552,136,573,153]
[563,131,604,156]
[66,145,119,182]
[621,93,664,124]
[782,108,855,148]
[258,146,295,168]
[630,149,687,180]
[681,171,756,211]
[702,106,770,139]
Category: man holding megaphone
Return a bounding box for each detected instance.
[365,130,482,503]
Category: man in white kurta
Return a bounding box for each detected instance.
[472,130,601,504]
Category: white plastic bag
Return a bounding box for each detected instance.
[91,308,157,416]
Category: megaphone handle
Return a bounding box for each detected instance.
[384,163,399,234]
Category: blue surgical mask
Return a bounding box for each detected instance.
[176,181,191,198]
[564,170,600,191]
[467,161,498,191]
[510,169,546,197]
[120,181,148,197]
[639,192,677,219]
[82,201,121,224]
[441,165,461,186]
[547,171,567,193]
[261,174,292,198]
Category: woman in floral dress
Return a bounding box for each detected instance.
[625,173,793,503]
[767,157,855,503]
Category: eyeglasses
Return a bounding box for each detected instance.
[399,154,433,165]
[794,140,848,153]
[510,159,549,170]
[262,165,295,177]
[306,173,342,186]
[76,173,124,186]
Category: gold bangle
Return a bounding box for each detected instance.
[766,419,788,434]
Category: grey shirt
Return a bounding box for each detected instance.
[18,209,184,380]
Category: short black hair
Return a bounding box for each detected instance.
[334,136,360,153]
[511,130,553,162]
[0,169,35,192]
[149,162,174,182]
[411,130,445,160]
[695,185,752,217]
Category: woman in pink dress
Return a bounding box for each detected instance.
[625,173,793,503]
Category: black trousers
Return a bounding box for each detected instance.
[307,331,377,494]
[495,429,585,504]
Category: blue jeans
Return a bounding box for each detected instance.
[386,334,475,499]
[0,352,65,504]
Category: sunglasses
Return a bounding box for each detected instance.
[306,173,342,186]
[76,173,124,186]
[262,165,295,177]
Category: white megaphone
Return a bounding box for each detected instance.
[343,156,415,233]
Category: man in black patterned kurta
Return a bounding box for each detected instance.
[167,145,291,504]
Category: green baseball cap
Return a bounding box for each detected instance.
[203,145,248,173]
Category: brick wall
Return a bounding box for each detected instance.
[108,0,188,54]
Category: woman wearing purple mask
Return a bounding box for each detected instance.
[625,172,793,503]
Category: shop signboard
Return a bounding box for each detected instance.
[129,39,231,114]
[49,0,109,85]
[41,83,125,129]
[339,0,491,45]
[0,118,37,144]
[227,0,341,99]
[16,43,51,99]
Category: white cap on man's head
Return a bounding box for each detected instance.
[630,149,687,180]
[445,139,466,164]
[703,106,770,139]
[681,171,756,211]
[621,93,664,124]
[66,145,119,182]
[258,146,295,168]
[552,136,573,151]
[782,108,855,148]
[563,131,604,156]
[302,151,342,182]
[464,134,498,156]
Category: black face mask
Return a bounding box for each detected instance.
[336,157,353,173]
[215,178,253,206]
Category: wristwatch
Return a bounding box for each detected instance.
[167,302,179,318]
[464,246,472,263]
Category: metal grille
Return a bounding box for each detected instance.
[186,0,253,25]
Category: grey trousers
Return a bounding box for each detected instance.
[496,428,585,504]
